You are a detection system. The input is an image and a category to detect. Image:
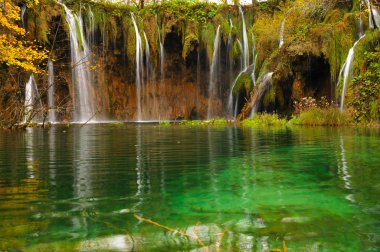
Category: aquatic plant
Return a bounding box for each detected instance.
[179,118,230,127]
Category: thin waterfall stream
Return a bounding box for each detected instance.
[207,25,221,120]
[279,20,285,48]
[239,6,249,70]
[157,23,165,79]
[131,13,144,121]
[47,60,56,123]
[24,74,43,123]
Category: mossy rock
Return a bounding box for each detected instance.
[233,71,253,95]
[182,21,199,60]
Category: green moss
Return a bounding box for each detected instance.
[263,85,276,107]
[74,16,83,49]
[143,14,159,63]
[182,21,199,60]
[201,23,216,63]
[349,39,380,122]
[107,15,118,48]
[126,17,136,64]
[231,39,241,60]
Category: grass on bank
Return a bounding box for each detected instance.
[289,108,352,126]
[159,108,356,128]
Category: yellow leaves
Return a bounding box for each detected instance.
[26,0,39,8]
[0,0,47,73]
[0,1,26,35]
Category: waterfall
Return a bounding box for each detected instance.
[359,17,364,37]
[237,39,244,71]
[365,0,375,28]
[251,30,257,86]
[196,51,201,119]
[47,60,56,123]
[372,8,380,28]
[359,3,364,37]
[250,72,274,117]
[207,25,221,120]
[24,74,43,123]
[157,25,165,79]
[143,32,151,79]
[24,75,34,123]
[339,35,366,111]
[365,0,380,29]
[239,6,249,69]
[234,98,239,119]
[63,5,96,123]
[227,24,257,119]
[227,31,234,118]
[228,71,243,119]
[21,5,26,28]
[131,13,144,121]
[279,20,285,48]
[228,28,256,119]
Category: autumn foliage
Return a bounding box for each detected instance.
[0,0,47,73]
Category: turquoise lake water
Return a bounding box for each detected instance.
[0,124,379,251]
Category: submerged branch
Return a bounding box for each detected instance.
[133,214,207,249]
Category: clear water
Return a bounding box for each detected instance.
[0,125,379,251]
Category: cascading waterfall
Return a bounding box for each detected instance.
[207,25,221,120]
[239,6,249,69]
[157,25,165,79]
[339,35,366,111]
[227,21,256,119]
[63,5,96,122]
[24,74,43,123]
[21,5,26,28]
[250,72,274,117]
[47,60,56,123]
[279,20,285,48]
[131,13,144,121]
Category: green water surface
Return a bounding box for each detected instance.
[0,125,379,251]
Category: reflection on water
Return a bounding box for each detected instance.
[0,125,379,251]
[338,135,354,202]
